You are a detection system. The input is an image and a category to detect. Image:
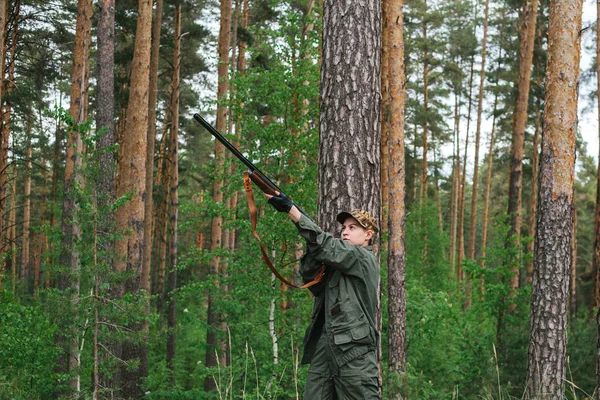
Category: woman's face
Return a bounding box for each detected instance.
[341,217,373,247]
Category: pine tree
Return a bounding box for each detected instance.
[526,0,581,395]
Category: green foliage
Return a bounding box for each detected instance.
[0,298,65,399]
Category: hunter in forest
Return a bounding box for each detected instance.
[265,191,380,399]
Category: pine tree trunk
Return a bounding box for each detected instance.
[204,0,232,392]
[570,199,577,317]
[526,0,581,395]
[8,163,16,293]
[386,0,407,386]
[457,58,475,279]
[319,0,381,232]
[115,0,152,396]
[33,158,47,289]
[155,120,170,317]
[96,0,115,245]
[320,0,381,388]
[450,91,461,269]
[143,0,164,303]
[381,0,390,230]
[419,4,428,206]
[527,71,542,284]
[0,0,18,274]
[166,4,181,384]
[0,0,7,275]
[481,92,499,268]
[506,0,539,290]
[593,0,600,312]
[468,0,490,261]
[59,0,91,389]
[21,122,32,293]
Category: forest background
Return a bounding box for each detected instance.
[0,0,598,398]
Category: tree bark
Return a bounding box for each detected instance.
[593,0,600,312]
[0,0,18,277]
[506,0,539,289]
[115,0,153,396]
[318,0,381,233]
[386,0,407,387]
[96,0,115,242]
[468,0,490,261]
[526,0,581,396]
[204,0,232,392]
[419,2,428,206]
[570,198,577,317]
[166,4,181,384]
[319,0,381,386]
[20,121,32,293]
[143,0,164,303]
[59,0,92,390]
[527,63,543,284]
[481,92,499,268]
[457,58,475,280]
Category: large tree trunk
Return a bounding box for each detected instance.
[318,0,381,231]
[143,0,164,304]
[204,0,232,392]
[526,0,581,396]
[115,0,152,396]
[319,0,381,386]
[467,0,490,262]
[506,0,539,289]
[166,4,181,384]
[386,0,407,391]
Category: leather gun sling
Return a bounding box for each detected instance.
[243,172,324,289]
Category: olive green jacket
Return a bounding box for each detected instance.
[295,214,379,366]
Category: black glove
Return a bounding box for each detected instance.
[268,193,294,213]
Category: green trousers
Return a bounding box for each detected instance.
[303,332,380,400]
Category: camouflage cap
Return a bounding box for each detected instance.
[336,209,379,233]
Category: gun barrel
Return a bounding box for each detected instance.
[193,114,256,171]
[194,113,308,217]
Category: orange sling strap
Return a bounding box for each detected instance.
[243,172,324,289]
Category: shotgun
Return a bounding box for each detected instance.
[193,113,305,215]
